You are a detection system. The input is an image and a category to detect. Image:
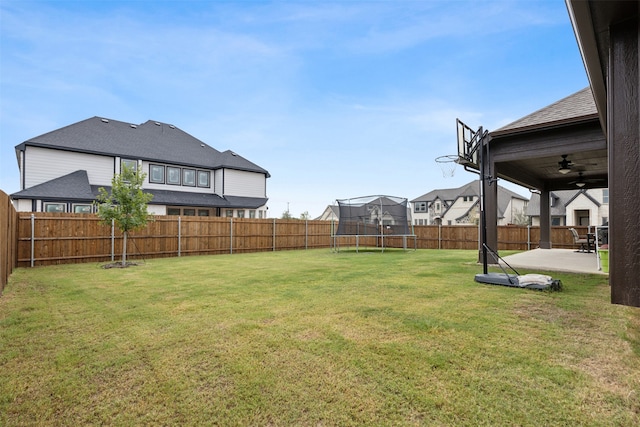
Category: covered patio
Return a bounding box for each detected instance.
[481,86,607,253]
[480,1,639,307]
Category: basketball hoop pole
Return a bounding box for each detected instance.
[479,126,488,275]
[456,118,495,274]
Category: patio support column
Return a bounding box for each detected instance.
[484,174,498,262]
[609,14,640,307]
[539,190,551,249]
[478,145,499,265]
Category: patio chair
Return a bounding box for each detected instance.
[569,228,590,252]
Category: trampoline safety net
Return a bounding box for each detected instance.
[335,195,411,236]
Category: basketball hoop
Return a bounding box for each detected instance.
[435,155,460,178]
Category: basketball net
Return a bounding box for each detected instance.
[435,155,459,178]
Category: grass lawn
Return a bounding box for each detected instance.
[1,249,639,426]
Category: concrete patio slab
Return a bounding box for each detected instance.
[499,248,607,275]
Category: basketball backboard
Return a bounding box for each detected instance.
[456,118,480,168]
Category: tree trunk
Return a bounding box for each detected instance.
[122,231,127,267]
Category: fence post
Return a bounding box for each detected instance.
[438,222,442,250]
[527,225,531,251]
[229,217,233,254]
[178,216,181,257]
[331,219,335,251]
[111,219,115,262]
[273,218,276,251]
[305,220,308,250]
[30,214,35,267]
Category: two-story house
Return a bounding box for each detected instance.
[11,116,270,217]
[526,189,609,227]
[411,181,528,226]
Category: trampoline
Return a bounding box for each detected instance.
[332,195,416,252]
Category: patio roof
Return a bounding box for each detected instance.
[484,87,608,192]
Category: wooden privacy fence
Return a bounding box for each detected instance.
[14,212,594,268]
[1,191,18,294]
[16,214,335,267]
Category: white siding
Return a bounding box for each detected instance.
[443,198,477,224]
[24,147,113,188]
[501,198,527,225]
[214,169,224,195]
[147,204,166,215]
[223,169,266,197]
[13,199,33,212]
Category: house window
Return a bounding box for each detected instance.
[149,164,165,184]
[183,169,196,187]
[168,207,215,216]
[226,209,234,217]
[44,203,65,213]
[121,159,137,173]
[603,189,609,203]
[197,170,210,188]
[414,202,427,212]
[259,210,264,219]
[435,202,441,211]
[167,167,181,185]
[73,204,92,213]
[249,210,256,218]
[237,210,245,218]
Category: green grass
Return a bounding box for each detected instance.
[1,249,639,426]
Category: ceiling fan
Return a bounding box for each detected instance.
[558,154,599,175]
[558,155,573,174]
[568,172,606,188]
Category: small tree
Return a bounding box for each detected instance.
[281,210,293,219]
[95,165,153,266]
[300,211,310,220]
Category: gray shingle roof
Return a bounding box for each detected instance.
[411,181,478,205]
[15,116,270,176]
[11,170,95,200]
[492,87,598,135]
[11,169,267,209]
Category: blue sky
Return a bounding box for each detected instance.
[0,0,588,218]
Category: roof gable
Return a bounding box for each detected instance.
[565,190,601,207]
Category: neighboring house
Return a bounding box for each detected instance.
[315,205,339,221]
[410,181,528,226]
[11,116,270,218]
[527,189,609,227]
